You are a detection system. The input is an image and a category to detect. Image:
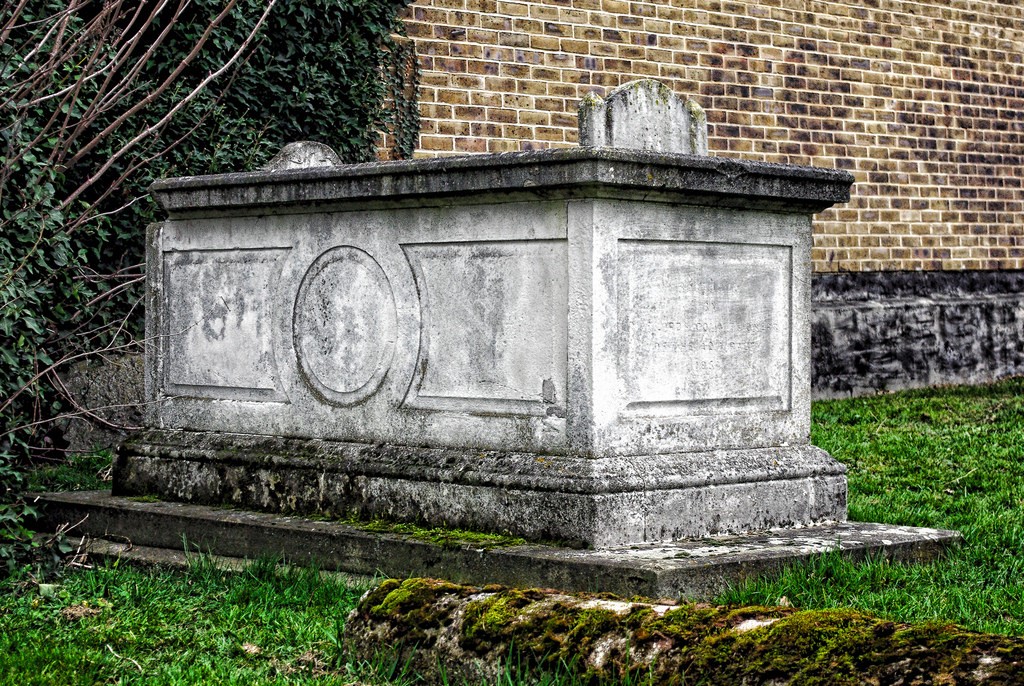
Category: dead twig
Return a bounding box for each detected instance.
[106,644,143,673]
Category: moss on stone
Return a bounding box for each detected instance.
[462,591,652,675]
[368,577,463,619]
[565,607,622,652]
[345,579,1024,685]
[359,577,471,645]
[462,589,540,646]
[358,578,401,614]
[345,518,530,550]
[220,502,536,550]
[680,608,1016,685]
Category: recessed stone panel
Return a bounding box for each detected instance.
[616,240,792,416]
[403,240,568,416]
[163,248,289,400]
[293,246,397,405]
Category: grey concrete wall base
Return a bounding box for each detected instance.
[115,430,846,548]
[813,270,1024,397]
[34,490,960,599]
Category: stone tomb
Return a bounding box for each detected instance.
[117,82,855,548]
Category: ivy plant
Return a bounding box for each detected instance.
[0,0,418,575]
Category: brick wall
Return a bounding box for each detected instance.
[401,0,1024,273]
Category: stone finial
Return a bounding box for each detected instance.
[262,141,342,171]
[578,80,708,155]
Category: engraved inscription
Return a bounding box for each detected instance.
[402,240,568,416]
[617,240,792,415]
[163,248,289,401]
[294,247,396,406]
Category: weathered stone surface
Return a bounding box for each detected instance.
[149,148,851,216]
[114,429,846,547]
[131,147,854,545]
[578,80,708,154]
[812,270,1024,397]
[59,266,1024,451]
[144,153,850,455]
[261,141,342,171]
[343,578,1024,685]
[34,490,960,599]
[65,535,254,573]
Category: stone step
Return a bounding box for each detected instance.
[48,535,376,587]
[32,490,962,599]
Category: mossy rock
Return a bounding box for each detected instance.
[353,577,472,645]
[344,578,1024,685]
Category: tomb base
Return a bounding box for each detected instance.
[114,429,846,549]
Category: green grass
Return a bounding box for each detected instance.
[5,379,1024,683]
[0,557,377,685]
[0,558,590,685]
[25,450,113,493]
[717,377,1024,636]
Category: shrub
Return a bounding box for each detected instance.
[0,0,418,573]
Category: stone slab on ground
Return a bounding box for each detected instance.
[57,536,376,589]
[34,490,961,599]
[66,536,253,572]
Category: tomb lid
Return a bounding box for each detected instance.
[151,148,854,217]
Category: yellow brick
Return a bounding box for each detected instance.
[496,1,528,16]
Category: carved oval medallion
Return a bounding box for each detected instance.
[294,247,396,405]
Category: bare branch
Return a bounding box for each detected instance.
[91,0,187,116]
[46,370,144,433]
[78,275,146,312]
[61,0,278,214]
[58,99,216,237]
[73,263,146,282]
[0,338,143,420]
[0,0,32,44]
[63,0,243,171]
[17,1,84,63]
[63,0,188,156]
